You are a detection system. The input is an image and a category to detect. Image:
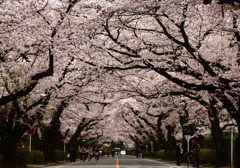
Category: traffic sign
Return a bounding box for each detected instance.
[62,139,69,145]
[26,127,36,135]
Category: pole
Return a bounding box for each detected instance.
[185,135,191,168]
[29,135,32,151]
[64,144,66,161]
[187,140,189,168]
[150,141,153,153]
[231,126,233,167]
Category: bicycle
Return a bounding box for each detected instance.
[94,151,100,162]
[188,151,198,168]
[87,152,93,162]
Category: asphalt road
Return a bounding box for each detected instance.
[44,155,187,168]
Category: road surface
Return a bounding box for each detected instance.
[44,155,187,168]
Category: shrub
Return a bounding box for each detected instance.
[199,148,217,165]
[203,137,215,149]
[156,150,165,159]
[144,151,157,158]
[16,147,32,166]
[144,151,150,157]
[164,150,175,160]
[31,150,44,165]
[204,149,217,165]
[54,150,64,161]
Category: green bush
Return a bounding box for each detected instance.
[204,137,215,149]
[144,151,156,158]
[16,147,32,166]
[144,151,149,157]
[54,150,64,161]
[31,150,44,165]
[199,149,217,165]
[164,150,175,160]
[156,150,165,159]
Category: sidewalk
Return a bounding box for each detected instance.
[27,161,69,168]
[147,157,212,168]
[146,157,188,168]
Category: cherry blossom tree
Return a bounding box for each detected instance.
[89,0,240,166]
[0,0,111,164]
[1,0,240,167]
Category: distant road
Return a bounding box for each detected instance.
[44,155,187,168]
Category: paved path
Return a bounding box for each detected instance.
[43,155,187,168]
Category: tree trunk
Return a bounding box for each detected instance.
[42,126,63,162]
[165,125,176,151]
[234,125,240,168]
[208,96,228,166]
[0,130,19,165]
[210,120,228,166]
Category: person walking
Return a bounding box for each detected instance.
[80,146,87,162]
[111,149,115,157]
[94,146,100,161]
[68,146,77,162]
[176,144,183,166]
[191,140,200,168]
[87,146,93,161]
[135,148,140,158]
[106,149,110,157]
[140,149,145,158]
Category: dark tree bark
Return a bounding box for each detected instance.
[41,100,69,162]
[0,104,28,165]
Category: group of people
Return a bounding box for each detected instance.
[68,146,100,163]
[176,139,200,168]
[135,148,145,158]
[79,146,101,162]
[68,146,119,163]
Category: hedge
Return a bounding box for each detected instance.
[54,150,64,161]
[199,149,217,165]
[144,148,217,165]
[16,147,32,166]
[156,150,165,159]
[31,150,44,165]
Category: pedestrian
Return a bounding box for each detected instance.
[135,148,140,158]
[191,140,200,168]
[176,143,183,166]
[106,149,110,157]
[94,146,100,161]
[87,146,93,161]
[111,149,115,157]
[80,146,87,162]
[140,149,145,158]
[68,146,77,162]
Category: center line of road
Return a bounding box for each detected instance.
[116,155,120,168]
